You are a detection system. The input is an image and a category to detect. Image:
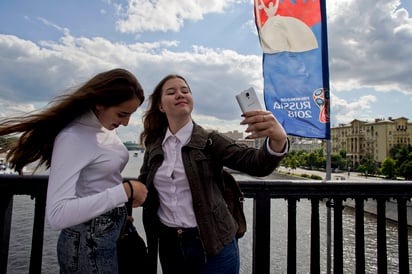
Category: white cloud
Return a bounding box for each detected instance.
[0,31,261,139]
[1,0,411,141]
[331,93,377,125]
[0,100,36,118]
[327,0,412,94]
[115,0,243,33]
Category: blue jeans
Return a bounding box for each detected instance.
[57,206,127,274]
[158,224,240,274]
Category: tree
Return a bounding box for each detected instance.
[359,152,377,175]
[331,151,347,170]
[390,144,412,163]
[380,158,396,179]
[397,152,412,180]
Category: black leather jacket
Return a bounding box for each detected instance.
[138,122,285,270]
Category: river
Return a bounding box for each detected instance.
[6,151,412,273]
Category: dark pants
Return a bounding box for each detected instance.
[158,223,239,274]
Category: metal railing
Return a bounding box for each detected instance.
[1,175,411,274]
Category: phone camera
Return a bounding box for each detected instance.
[246,92,250,98]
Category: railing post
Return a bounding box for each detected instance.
[355,198,365,273]
[326,199,333,274]
[376,198,387,274]
[29,193,47,274]
[252,188,271,274]
[0,194,13,274]
[397,198,409,274]
[287,198,297,274]
[333,198,343,274]
[310,199,320,273]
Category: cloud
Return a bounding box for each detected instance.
[1,0,411,141]
[0,30,261,139]
[36,17,69,35]
[327,0,412,94]
[115,0,244,33]
[331,93,377,125]
[0,100,36,119]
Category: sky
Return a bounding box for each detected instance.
[0,0,411,142]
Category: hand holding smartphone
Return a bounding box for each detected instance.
[235,87,262,113]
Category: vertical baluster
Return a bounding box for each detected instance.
[376,198,387,273]
[29,193,46,274]
[0,194,13,274]
[326,199,333,274]
[253,189,271,274]
[333,198,343,274]
[355,198,365,273]
[396,198,409,274]
[310,199,320,273]
[287,198,297,274]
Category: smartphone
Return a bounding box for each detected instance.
[235,87,262,113]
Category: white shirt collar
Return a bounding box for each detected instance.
[163,120,193,146]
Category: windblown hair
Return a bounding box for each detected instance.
[0,68,144,173]
[140,74,190,146]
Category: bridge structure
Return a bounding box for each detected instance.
[1,174,411,274]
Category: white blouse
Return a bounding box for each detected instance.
[46,111,129,230]
[155,121,195,228]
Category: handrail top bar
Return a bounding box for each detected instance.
[1,175,412,199]
[238,179,412,186]
[2,174,411,184]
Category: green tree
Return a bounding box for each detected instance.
[380,158,396,179]
[331,151,347,170]
[359,152,377,175]
[390,144,412,163]
[397,152,412,180]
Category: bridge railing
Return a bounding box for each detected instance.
[1,175,411,274]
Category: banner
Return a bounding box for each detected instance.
[254,0,330,139]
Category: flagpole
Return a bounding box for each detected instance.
[254,0,262,32]
[325,141,332,274]
[320,0,332,273]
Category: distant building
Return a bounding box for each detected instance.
[220,130,263,149]
[331,117,412,167]
[222,130,243,140]
[288,136,323,152]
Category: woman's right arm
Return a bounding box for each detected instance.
[123,180,147,207]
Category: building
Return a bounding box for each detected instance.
[331,117,412,167]
[222,130,243,140]
[220,130,265,149]
[288,136,323,152]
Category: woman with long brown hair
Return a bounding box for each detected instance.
[139,74,288,274]
[0,68,148,273]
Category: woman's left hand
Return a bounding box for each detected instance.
[240,110,288,153]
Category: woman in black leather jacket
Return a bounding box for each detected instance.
[138,74,288,274]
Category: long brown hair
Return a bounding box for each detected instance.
[0,68,144,172]
[140,74,190,146]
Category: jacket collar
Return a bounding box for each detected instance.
[185,122,210,150]
[146,122,211,157]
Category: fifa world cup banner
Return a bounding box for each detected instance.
[254,0,330,139]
